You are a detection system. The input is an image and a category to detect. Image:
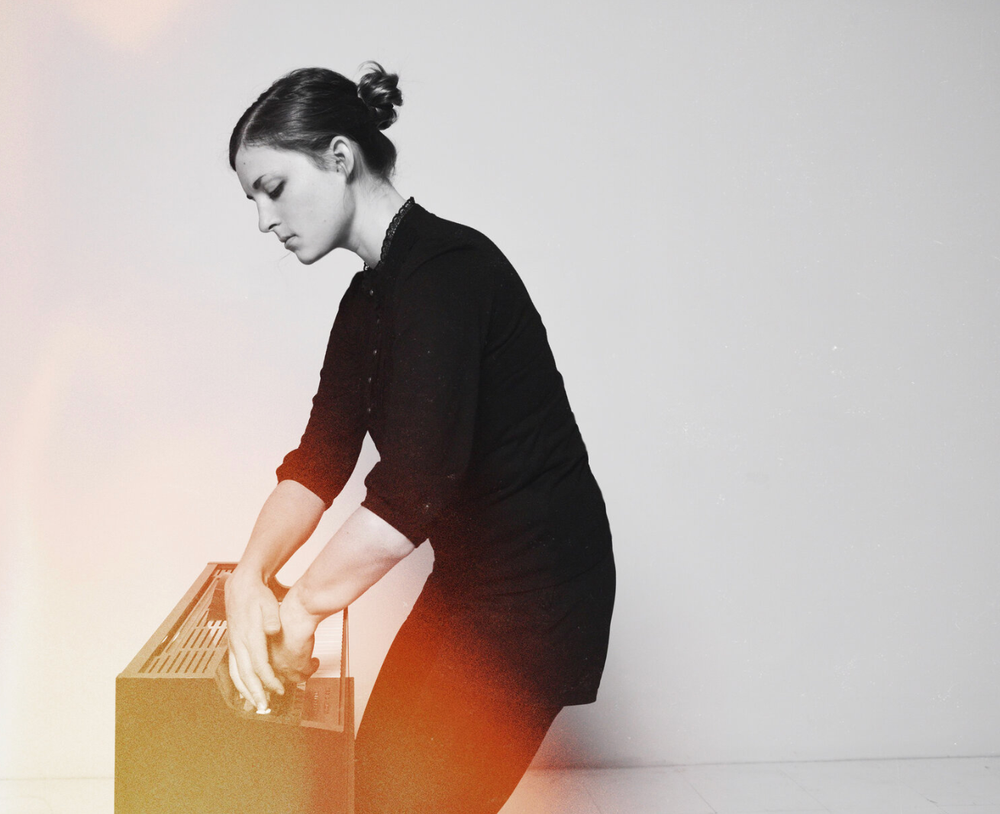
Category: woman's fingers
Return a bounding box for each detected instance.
[244,614,286,698]
[248,627,285,696]
[230,638,270,712]
[228,609,283,709]
[268,619,320,686]
[228,647,266,712]
[275,655,319,686]
[227,649,250,699]
[224,572,286,708]
[261,596,281,636]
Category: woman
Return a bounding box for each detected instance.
[224,62,615,814]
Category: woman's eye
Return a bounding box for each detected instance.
[267,182,284,200]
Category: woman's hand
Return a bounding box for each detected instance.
[269,586,323,685]
[224,567,285,712]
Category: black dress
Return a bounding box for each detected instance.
[277,201,615,812]
[276,201,615,707]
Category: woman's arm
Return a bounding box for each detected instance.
[225,479,326,711]
[269,507,415,682]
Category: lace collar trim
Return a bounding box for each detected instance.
[365,196,415,273]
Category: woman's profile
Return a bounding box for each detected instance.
[223,61,615,814]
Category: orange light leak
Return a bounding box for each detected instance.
[352,610,570,812]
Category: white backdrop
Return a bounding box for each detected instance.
[2,0,1000,778]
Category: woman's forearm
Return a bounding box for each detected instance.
[226,479,327,710]
[237,479,327,580]
[283,506,415,629]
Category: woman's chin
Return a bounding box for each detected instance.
[290,246,319,265]
[294,245,338,266]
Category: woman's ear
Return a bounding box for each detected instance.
[324,136,357,179]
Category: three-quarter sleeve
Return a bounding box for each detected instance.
[362,249,493,543]
[275,281,368,506]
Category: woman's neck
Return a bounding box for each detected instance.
[350,182,406,268]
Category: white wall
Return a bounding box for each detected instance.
[2,0,1000,778]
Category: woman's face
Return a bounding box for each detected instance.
[235,144,352,265]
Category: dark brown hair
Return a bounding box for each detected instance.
[229,62,402,178]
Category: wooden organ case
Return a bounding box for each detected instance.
[115,562,354,814]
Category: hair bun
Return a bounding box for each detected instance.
[357,61,402,131]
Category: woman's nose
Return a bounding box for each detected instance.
[256,203,279,234]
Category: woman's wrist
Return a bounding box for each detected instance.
[233,553,274,584]
[281,582,325,637]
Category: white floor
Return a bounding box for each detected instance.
[3,757,1000,813]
